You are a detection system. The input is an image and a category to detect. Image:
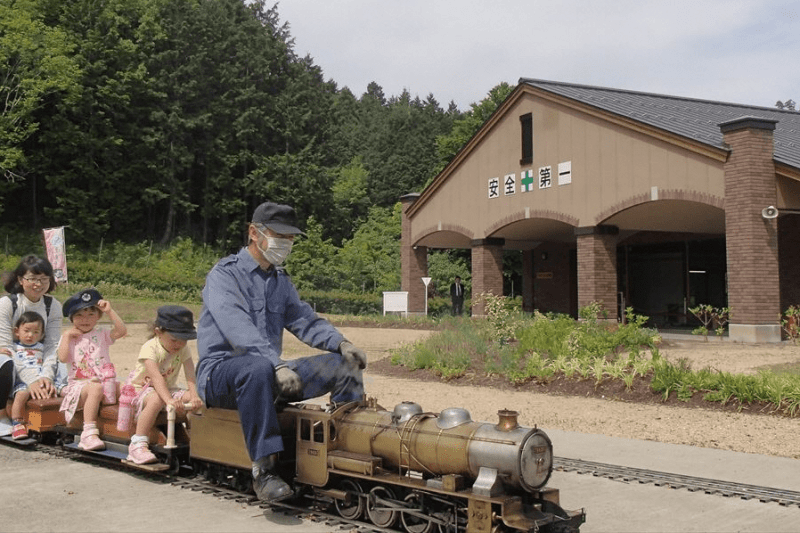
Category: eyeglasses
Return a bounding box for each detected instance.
[22,277,49,286]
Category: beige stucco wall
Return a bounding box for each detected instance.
[410,91,726,248]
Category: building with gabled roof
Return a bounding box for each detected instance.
[400,78,800,342]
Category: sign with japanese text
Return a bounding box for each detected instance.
[42,227,68,283]
[504,173,516,195]
[488,177,500,198]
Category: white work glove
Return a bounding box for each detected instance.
[275,366,302,398]
[339,341,367,370]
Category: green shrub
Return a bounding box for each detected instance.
[390,319,487,379]
[515,311,574,358]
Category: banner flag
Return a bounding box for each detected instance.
[42,227,68,283]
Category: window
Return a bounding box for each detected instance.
[520,113,533,165]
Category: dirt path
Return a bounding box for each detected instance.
[108,324,800,459]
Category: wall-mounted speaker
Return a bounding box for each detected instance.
[762,206,779,219]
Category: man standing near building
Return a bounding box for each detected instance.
[450,276,465,316]
[196,201,367,503]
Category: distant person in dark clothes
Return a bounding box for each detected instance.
[450,276,465,316]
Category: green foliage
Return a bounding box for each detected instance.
[781,305,800,344]
[0,0,79,186]
[426,249,470,299]
[329,156,371,244]
[481,293,521,344]
[649,357,800,415]
[388,302,800,416]
[335,204,401,294]
[689,304,730,340]
[566,307,659,359]
[390,319,483,379]
[299,289,381,316]
[284,217,339,292]
[359,89,457,205]
[515,311,576,358]
[432,82,513,179]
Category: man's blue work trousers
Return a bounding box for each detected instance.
[203,353,364,462]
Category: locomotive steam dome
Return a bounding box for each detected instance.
[391,401,422,424]
[437,407,472,429]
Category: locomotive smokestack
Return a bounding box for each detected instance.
[496,409,518,431]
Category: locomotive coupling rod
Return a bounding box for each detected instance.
[313,488,348,501]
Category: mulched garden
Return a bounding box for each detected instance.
[368,356,785,418]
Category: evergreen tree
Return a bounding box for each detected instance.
[432,82,512,179]
[0,0,78,221]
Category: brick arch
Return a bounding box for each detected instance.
[485,209,580,237]
[412,223,474,244]
[594,189,725,225]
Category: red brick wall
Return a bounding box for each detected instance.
[471,241,504,316]
[533,242,573,316]
[576,232,618,320]
[401,195,428,313]
[722,125,779,325]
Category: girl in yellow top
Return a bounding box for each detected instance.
[125,305,202,464]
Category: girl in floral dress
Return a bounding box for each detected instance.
[58,289,127,451]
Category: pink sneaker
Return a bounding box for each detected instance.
[78,428,105,451]
[12,423,28,440]
[127,441,157,464]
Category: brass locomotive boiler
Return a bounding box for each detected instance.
[332,400,553,495]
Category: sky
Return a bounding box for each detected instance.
[275,0,800,112]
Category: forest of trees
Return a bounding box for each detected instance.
[1,0,515,294]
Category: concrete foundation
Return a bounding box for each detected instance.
[728,324,782,344]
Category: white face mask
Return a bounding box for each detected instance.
[256,229,293,266]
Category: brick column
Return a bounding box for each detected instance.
[400,194,428,314]
[471,238,504,316]
[720,117,780,342]
[575,225,618,320]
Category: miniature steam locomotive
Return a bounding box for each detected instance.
[10,396,586,532]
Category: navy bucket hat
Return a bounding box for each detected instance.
[62,288,102,318]
[155,305,197,340]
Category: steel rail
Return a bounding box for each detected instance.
[554,457,800,507]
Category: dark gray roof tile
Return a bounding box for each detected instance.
[521,78,800,169]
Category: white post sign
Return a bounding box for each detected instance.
[421,277,432,316]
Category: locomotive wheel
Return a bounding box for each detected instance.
[401,492,437,533]
[367,486,399,528]
[166,455,181,475]
[335,479,364,520]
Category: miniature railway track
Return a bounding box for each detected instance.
[19,440,800,528]
[38,441,391,532]
[554,457,800,507]
[170,477,398,533]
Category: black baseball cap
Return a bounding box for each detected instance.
[252,202,304,235]
[155,305,197,340]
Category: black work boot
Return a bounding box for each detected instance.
[252,454,294,502]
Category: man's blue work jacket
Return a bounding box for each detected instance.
[196,247,344,401]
